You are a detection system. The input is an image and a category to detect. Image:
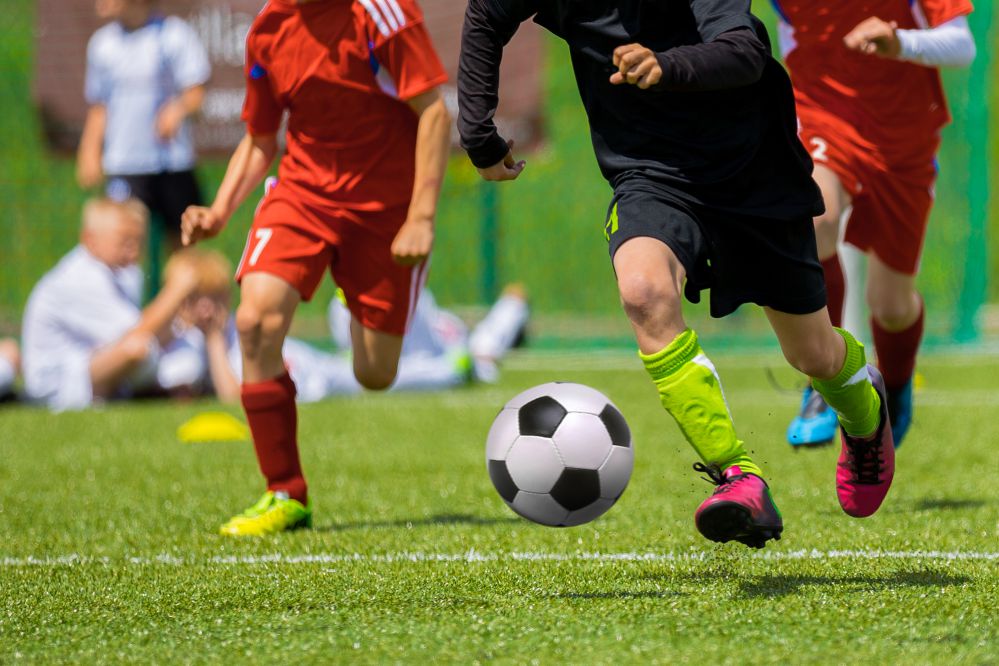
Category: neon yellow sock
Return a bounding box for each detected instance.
[640,329,762,477]
[812,328,881,438]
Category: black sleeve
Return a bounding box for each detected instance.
[457,0,536,169]
[689,0,756,42]
[655,27,768,92]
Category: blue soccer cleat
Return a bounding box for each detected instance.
[886,378,914,448]
[787,386,839,447]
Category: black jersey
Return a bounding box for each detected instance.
[458,0,823,220]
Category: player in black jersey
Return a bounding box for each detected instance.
[458,0,897,547]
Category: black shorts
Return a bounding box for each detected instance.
[605,183,826,318]
[106,170,202,238]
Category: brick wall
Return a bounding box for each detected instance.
[34,0,543,154]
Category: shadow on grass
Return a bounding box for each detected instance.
[738,570,972,598]
[912,498,987,511]
[554,590,681,600]
[317,512,520,532]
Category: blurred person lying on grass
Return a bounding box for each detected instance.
[160,249,529,403]
[0,338,19,400]
[21,198,206,411]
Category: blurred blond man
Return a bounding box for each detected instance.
[22,198,200,410]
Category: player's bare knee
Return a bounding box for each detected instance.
[354,364,397,391]
[868,299,914,330]
[782,342,839,379]
[235,304,264,343]
[617,272,680,327]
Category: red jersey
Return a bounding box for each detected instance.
[775,0,973,163]
[242,0,447,210]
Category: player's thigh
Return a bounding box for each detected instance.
[349,319,403,390]
[605,192,692,316]
[865,254,920,329]
[332,207,426,341]
[845,172,932,281]
[236,197,334,307]
[765,307,843,380]
[811,164,851,255]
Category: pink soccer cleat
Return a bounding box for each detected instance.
[693,463,783,549]
[836,365,895,518]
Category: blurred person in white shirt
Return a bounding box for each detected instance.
[76,0,211,250]
[21,198,201,410]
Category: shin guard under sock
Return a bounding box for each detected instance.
[241,372,307,504]
[640,329,761,476]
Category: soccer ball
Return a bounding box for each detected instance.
[486,382,634,527]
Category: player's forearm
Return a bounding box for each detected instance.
[135,282,193,345]
[458,0,519,168]
[657,28,768,92]
[897,17,975,68]
[408,97,451,223]
[210,134,277,223]
[174,85,206,118]
[204,331,240,402]
[76,106,106,175]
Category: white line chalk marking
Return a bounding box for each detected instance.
[3,549,998,567]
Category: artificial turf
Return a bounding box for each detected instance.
[2,350,998,663]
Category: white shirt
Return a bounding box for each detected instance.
[22,246,145,409]
[85,16,210,175]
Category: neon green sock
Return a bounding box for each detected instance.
[811,328,881,438]
[640,329,762,477]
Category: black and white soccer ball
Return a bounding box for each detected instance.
[486,382,634,527]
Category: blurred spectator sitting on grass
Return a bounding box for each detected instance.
[77,0,210,251]
[0,338,19,400]
[21,198,202,411]
[159,250,530,403]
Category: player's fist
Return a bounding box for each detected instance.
[391,217,434,266]
[181,206,225,246]
[478,139,526,182]
[844,17,901,59]
[610,44,663,90]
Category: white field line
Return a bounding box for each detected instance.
[2,549,998,567]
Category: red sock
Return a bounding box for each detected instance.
[240,372,307,504]
[871,303,925,389]
[821,255,845,328]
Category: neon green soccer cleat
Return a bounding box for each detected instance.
[219,491,312,537]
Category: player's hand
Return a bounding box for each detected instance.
[610,44,663,90]
[391,217,434,266]
[478,140,526,182]
[191,296,228,334]
[181,206,226,247]
[844,17,901,59]
[155,100,186,141]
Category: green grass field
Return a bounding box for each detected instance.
[2,350,997,663]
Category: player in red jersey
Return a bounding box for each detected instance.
[181,0,451,535]
[777,0,976,448]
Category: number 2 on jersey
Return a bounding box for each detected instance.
[248,228,273,267]
[809,137,829,163]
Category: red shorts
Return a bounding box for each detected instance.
[797,106,938,275]
[235,183,428,336]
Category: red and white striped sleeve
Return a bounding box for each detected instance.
[358,0,448,101]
